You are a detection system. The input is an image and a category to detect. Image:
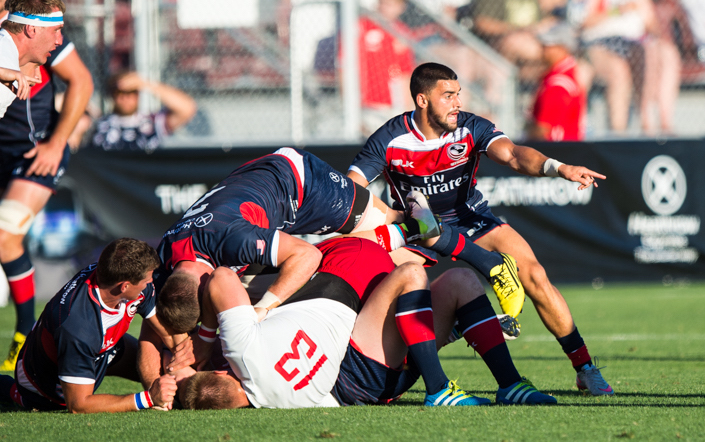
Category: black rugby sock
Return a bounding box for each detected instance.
[430,226,503,279]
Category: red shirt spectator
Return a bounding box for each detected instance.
[531,56,586,141]
[358,17,414,108]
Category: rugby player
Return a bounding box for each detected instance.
[175,237,556,409]
[347,62,613,396]
[0,0,94,371]
[154,147,440,325]
[0,239,180,413]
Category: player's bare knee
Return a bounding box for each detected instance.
[0,228,25,261]
[432,267,484,304]
[396,261,428,291]
[522,261,551,298]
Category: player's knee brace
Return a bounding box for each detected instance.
[0,200,35,235]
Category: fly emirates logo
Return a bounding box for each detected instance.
[399,173,470,195]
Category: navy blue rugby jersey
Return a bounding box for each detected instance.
[158,148,358,275]
[15,263,156,407]
[0,37,75,152]
[349,111,507,217]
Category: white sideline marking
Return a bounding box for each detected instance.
[520,333,705,342]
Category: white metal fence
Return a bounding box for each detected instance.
[62,0,705,146]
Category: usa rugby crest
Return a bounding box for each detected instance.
[446,143,468,161]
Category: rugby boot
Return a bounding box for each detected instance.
[497,314,521,340]
[424,380,491,406]
[496,378,557,405]
[405,190,442,241]
[0,332,26,371]
[576,358,614,396]
[488,253,525,318]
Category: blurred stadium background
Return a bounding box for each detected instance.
[61,0,705,144]
[2,0,704,302]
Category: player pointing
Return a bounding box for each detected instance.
[347,62,612,396]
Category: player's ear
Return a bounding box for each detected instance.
[118,281,130,293]
[415,93,428,109]
[24,25,36,38]
[214,370,229,376]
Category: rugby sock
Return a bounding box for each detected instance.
[373,225,408,252]
[398,219,422,240]
[456,296,521,389]
[557,328,592,371]
[429,227,503,279]
[2,253,36,336]
[395,289,448,395]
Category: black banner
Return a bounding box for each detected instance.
[61,140,704,283]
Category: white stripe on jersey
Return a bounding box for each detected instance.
[274,147,306,189]
[58,375,95,385]
[50,42,74,67]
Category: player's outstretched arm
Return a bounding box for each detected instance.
[61,375,177,413]
[486,138,606,189]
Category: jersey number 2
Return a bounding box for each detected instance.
[274,330,328,391]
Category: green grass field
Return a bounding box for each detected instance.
[0,282,704,441]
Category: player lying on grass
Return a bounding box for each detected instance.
[0,239,191,413]
[155,147,522,328]
[159,237,555,409]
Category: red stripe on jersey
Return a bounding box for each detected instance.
[100,296,145,354]
[168,237,197,269]
[461,316,505,356]
[41,328,58,363]
[29,66,50,99]
[450,234,465,260]
[386,140,475,177]
[8,270,35,304]
[240,201,270,229]
[395,309,435,346]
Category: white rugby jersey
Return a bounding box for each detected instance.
[218,298,356,408]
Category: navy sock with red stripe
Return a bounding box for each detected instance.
[395,289,448,395]
[429,226,503,279]
[2,252,36,336]
[557,328,592,372]
[456,296,521,389]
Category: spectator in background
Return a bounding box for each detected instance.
[357,0,415,135]
[680,0,705,63]
[0,0,94,372]
[640,0,683,135]
[468,0,560,82]
[89,71,197,152]
[568,0,651,133]
[527,22,586,141]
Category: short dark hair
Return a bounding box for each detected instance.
[2,0,66,34]
[410,62,458,101]
[156,272,200,334]
[107,71,134,95]
[96,238,160,287]
[181,372,238,410]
